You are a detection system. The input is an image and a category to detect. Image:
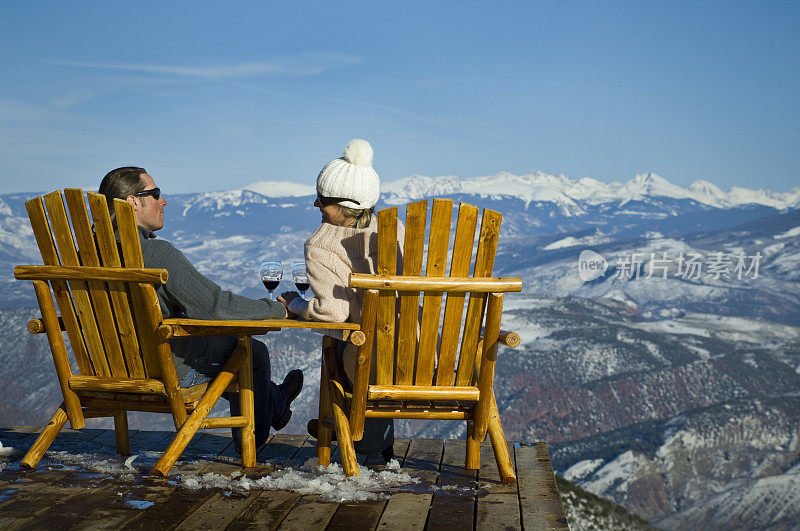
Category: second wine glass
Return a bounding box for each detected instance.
[292,261,309,299]
[259,260,283,300]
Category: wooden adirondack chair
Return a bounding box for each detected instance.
[315,199,522,482]
[15,189,268,476]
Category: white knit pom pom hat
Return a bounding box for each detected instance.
[316,138,380,210]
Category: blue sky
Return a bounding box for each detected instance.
[1,1,798,193]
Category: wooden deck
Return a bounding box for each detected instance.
[0,426,568,530]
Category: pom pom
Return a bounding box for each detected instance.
[343,138,373,167]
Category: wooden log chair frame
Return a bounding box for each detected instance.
[15,189,284,476]
[315,199,522,483]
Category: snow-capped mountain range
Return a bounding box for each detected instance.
[239,171,800,214]
[378,171,800,212]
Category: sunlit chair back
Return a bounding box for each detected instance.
[317,199,521,482]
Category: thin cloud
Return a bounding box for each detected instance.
[52,52,362,79]
[322,95,536,147]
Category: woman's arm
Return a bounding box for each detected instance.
[287,244,352,322]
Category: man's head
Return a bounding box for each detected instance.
[99,166,167,231]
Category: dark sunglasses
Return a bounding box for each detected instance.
[317,194,360,207]
[132,187,161,200]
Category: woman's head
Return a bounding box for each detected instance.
[315,139,379,227]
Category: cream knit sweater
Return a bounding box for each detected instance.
[288,217,404,380]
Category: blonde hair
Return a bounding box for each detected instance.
[339,205,374,229]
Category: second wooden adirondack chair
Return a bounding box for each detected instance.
[315,199,521,483]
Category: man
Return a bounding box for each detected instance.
[98,166,302,451]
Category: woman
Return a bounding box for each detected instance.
[279,138,401,461]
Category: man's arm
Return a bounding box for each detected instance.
[144,239,286,320]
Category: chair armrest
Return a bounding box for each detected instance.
[158,318,366,345]
[27,317,63,334]
[15,265,168,283]
[480,328,521,348]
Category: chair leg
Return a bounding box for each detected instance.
[114,410,130,456]
[487,395,516,484]
[330,393,359,477]
[238,337,256,468]
[21,403,69,469]
[316,358,333,467]
[153,402,211,476]
[465,419,481,470]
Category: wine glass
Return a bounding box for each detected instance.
[259,260,283,300]
[292,261,309,299]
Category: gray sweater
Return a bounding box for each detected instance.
[137,227,285,379]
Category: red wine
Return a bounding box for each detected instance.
[262,279,280,291]
[295,282,310,292]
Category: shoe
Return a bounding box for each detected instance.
[272,369,303,430]
[381,445,394,463]
[307,418,337,441]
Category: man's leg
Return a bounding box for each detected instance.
[227,338,301,449]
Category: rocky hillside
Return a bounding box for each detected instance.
[557,476,656,530]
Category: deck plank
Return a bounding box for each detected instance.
[293,437,332,466]
[475,440,520,530]
[227,490,302,530]
[516,443,569,530]
[377,437,442,530]
[259,433,308,462]
[174,490,261,530]
[277,496,339,529]
[376,492,431,530]
[426,438,477,530]
[328,499,387,530]
[91,428,141,449]
[363,437,411,469]
[403,438,443,484]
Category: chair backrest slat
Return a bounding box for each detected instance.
[85,192,146,378]
[64,189,129,378]
[43,191,111,377]
[25,196,94,375]
[415,198,452,385]
[114,198,163,377]
[454,208,502,386]
[436,202,479,386]
[395,200,426,385]
[375,207,399,385]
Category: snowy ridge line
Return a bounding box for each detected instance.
[381,171,800,211]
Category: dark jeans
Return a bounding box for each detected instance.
[178,338,285,449]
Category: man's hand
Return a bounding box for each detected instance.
[278,291,300,319]
[280,291,301,304]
